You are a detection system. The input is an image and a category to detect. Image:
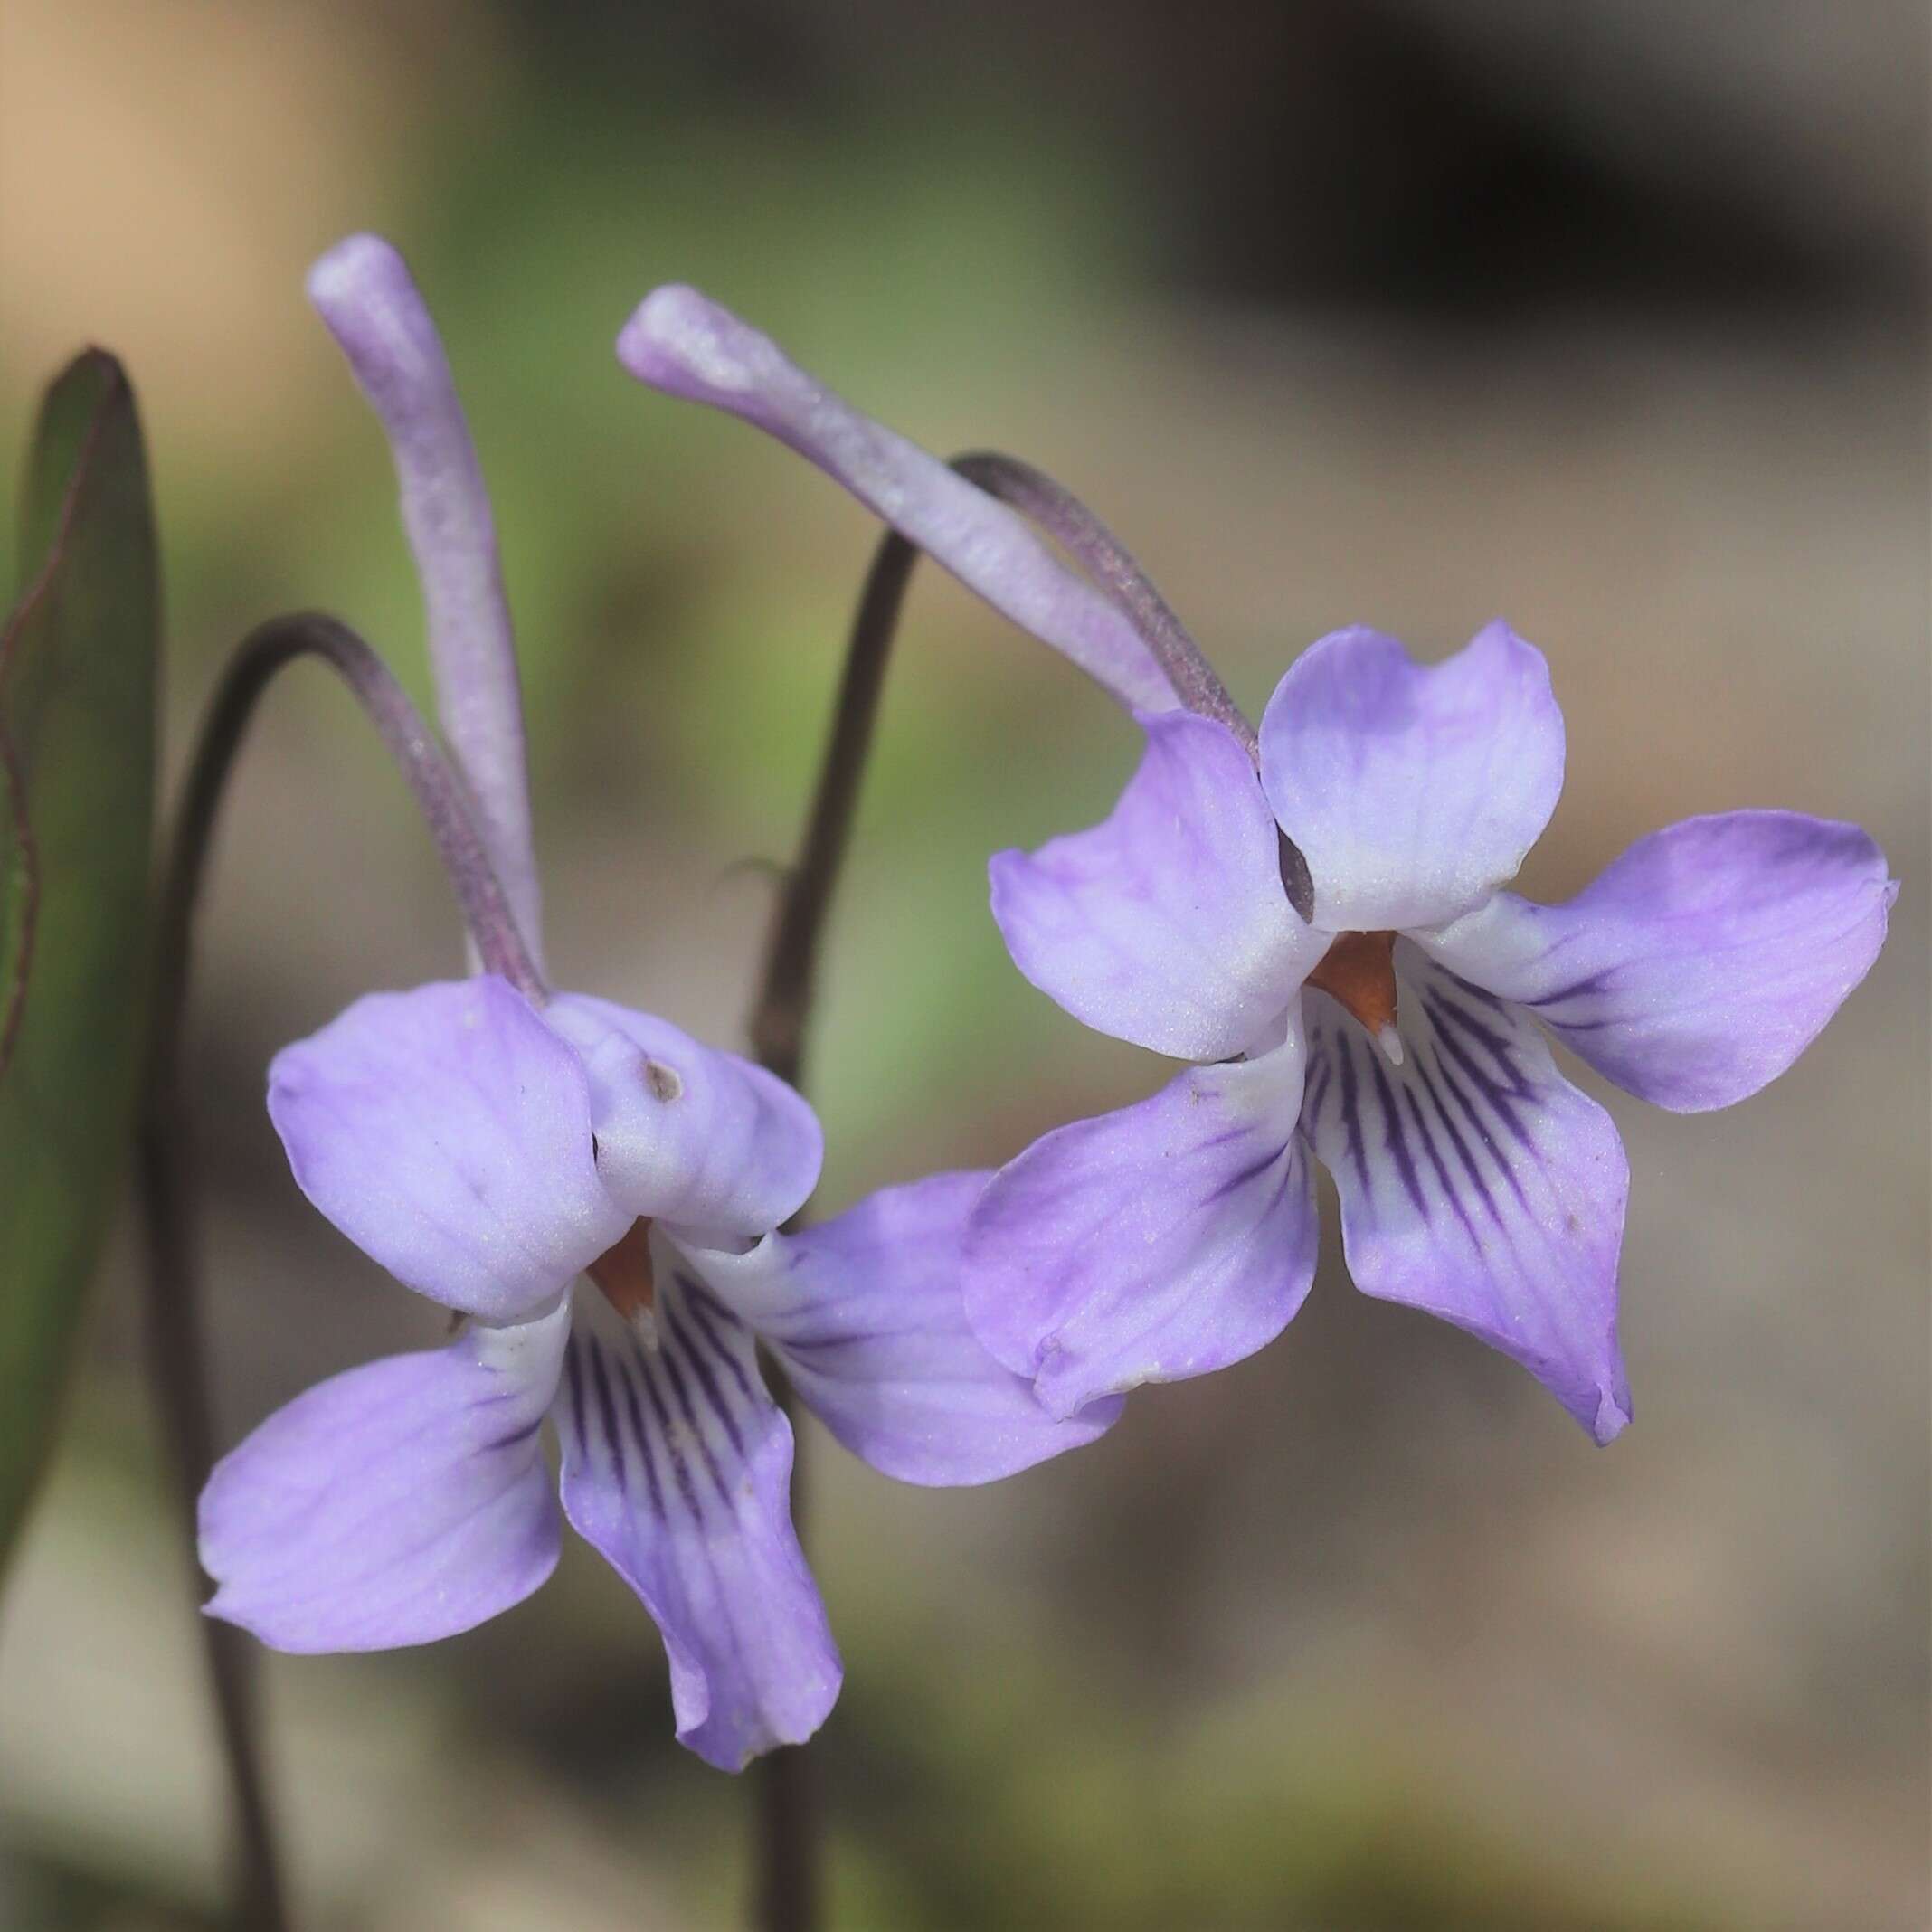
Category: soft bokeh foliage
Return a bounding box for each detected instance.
[0,355,157,1571]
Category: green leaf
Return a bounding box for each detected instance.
[0,352,159,1569]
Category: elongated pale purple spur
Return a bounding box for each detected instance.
[201,240,1114,1773]
[309,235,545,966]
[614,292,1896,1444]
[615,285,1180,715]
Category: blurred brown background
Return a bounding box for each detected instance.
[1,1,1926,1926]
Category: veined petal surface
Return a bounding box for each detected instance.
[1302,946,1630,1443]
[990,710,1324,1061]
[1259,622,1565,933]
[695,1172,1121,1486]
[544,996,822,1238]
[1420,810,1896,1113]
[200,1297,570,1650]
[962,1035,1317,1419]
[554,1272,839,1770]
[268,977,628,1321]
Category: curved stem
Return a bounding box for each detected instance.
[952,452,1314,920]
[151,612,542,1016]
[952,451,1246,744]
[137,611,541,1932]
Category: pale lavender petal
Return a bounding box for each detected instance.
[554,1272,839,1770]
[1418,810,1896,1113]
[268,977,628,1321]
[308,233,543,960]
[961,1036,1317,1420]
[691,1172,1121,1486]
[544,996,822,1240]
[617,286,1176,714]
[1258,622,1566,933]
[201,1297,569,1651]
[1302,945,1630,1443]
[991,710,1326,1061]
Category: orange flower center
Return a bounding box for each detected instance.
[587,1217,657,1331]
[1306,929,1400,1039]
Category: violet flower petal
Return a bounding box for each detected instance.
[692,1171,1122,1486]
[308,234,544,958]
[200,1298,570,1651]
[616,286,1177,714]
[991,710,1327,1061]
[1258,621,1566,933]
[268,977,629,1321]
[553,1273,840,1771]
[544,995,823,1240]
[1418,810,1896,1114]
[1302,946,1630,1444]
[962,1035,1317,1420]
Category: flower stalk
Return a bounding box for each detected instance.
[745,457,1218,1927]
[743,525,916,1932]
[137,610,541,1932]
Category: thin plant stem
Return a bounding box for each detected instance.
[743,527,916,1932]
[137,611,539,1932]
[751,532,916,1092]
[740,440,1314,1927]
[151,612,543,1013]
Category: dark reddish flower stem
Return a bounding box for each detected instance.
[138,611,538,1932]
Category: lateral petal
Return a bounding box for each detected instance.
[962,1037,1318,1420]
[201,1298,569,1650]
[1419,810,1896,1113]
[692,1173,1121,1486]
[990,710,1323,1060]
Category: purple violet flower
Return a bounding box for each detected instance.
[617,290,1897,1446]
[199,239,1113,1773]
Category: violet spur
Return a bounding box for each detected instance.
[199,239,1113,1774]
[615,289,1896,1444]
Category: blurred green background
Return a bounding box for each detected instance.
[1,2,1927,1926]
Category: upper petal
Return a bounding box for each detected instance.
[616,286,1177,714]
[1258,622,1566,933]
[308,234,543,961]
[690,1172,1121,1486]
[268,978,630,1321]
[544,996,822,1239]
[1418,810,1897,1113]
[1302,948,1630,1443]
[201,1298,570,1650]
[990,710,1326,1061]
[961,1035,1319,1419]
[553,1272,840,1771]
